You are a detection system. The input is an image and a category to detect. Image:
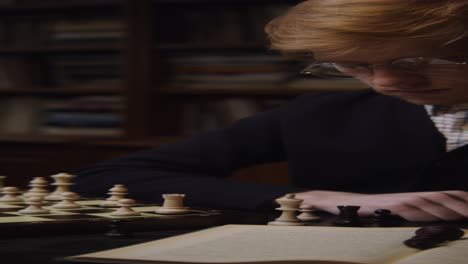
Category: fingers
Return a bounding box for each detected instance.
[396,192,468,221]
[293,190,468,222]
[366,191,468,222]
[394,197,460,222]
[442,190,468,203]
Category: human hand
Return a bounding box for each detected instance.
[293,190,468,222]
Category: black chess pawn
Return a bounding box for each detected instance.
[373,209,404,227]
[404,225,464,250]
[105,219,132,238]
[333,205,362,227]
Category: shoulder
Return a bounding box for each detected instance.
[285,89,419,112]
[291,89,391,105]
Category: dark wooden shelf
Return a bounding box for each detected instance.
[155,42,270,51]
[0,133,179,146]
[0,0,121,11]
[152,0,300,5]
[157,87,308,97]
[0,87,122,95]
[0,43,122,54]
[0,134,79,143]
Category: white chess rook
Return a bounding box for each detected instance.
[155,193,190,214]
[162,193,185,208]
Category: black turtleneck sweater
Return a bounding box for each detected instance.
[74,90,468,210]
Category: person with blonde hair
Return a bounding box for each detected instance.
[75,0,468,222]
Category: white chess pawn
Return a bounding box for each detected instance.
[52,192,81,209]
[18,196,49,214]
[155,193,190,214]
[0,187,22,202]
[24,177,49,198]
[268,193,304,226]
[101,184,128,207]
[297,208,321,222]
[0,175,6,189]
[110,199,141,216]
[46,173,77,201]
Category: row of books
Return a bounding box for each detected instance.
[48,54,121,86]
[0,95,124,136]
[181,98,288,134]
[166,52,298,90]
[154,4,291,44]
[0,96,289,137]
[0,17,125,46]
[0,54,121,89]
[48,18,126,42]
[0,3,287,46]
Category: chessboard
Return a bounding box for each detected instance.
[0,198,263,238]
[0,173,270,238]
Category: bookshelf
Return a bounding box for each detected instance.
[0,0,127,139]
[149,0,366,136]
[0,0,366,187]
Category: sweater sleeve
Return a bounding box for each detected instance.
[73,106,302,210]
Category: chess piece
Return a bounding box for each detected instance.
[155,193,190,214]
[110,199,141,216]
[101,184,128,207]
[105,219,132,238]
[23,177,49,198]
[0,187,22,202]
[373,209,392,227]
[373,209,403,227]
[18,196,49,214]
[333,205,362,226]
[52,192,81,209]
[45,173,78,201]
[0,175,6,189]
[268,194,304,226]
[374,208,391,218]
[297,208,321,222]
[404,225,465,250]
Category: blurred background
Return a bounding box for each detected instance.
[0,0,365,187]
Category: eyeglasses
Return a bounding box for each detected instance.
[300,57,468,79]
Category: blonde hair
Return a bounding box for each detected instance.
[265,0,468,57]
